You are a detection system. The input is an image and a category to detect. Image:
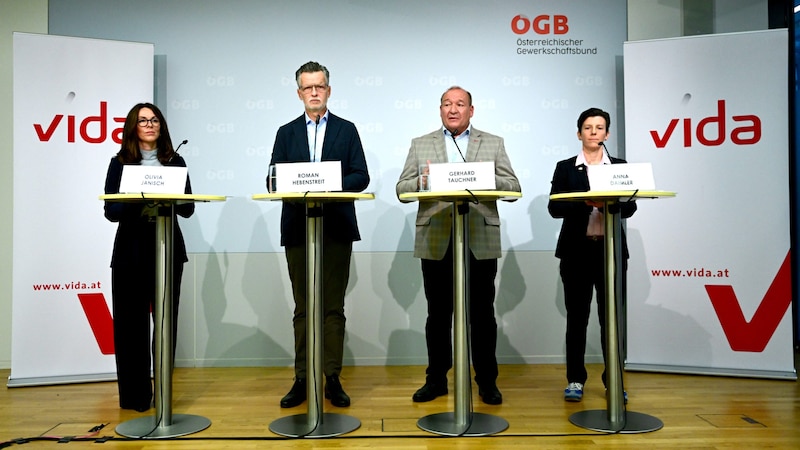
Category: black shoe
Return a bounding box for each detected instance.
[478,384,503,405]
[412,381,448,402]
[324,376,351,407]
[280,378,306,408]
[120,395,152,412]
[120,402,151,412]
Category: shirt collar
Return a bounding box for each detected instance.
[443,125,471,138]
[575,150,611,166]
[305,111,329,125]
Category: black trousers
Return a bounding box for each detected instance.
[420,243,499,388]
[560,238,627,386]
[285,238,352,379]
[111,260,183,410]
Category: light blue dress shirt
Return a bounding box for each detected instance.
[443,126,470,163]
[306,112,328,162]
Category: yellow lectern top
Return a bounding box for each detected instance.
[549,190,676,201]
[399,190,522,202]
[252,192,375,201]
[100,193,227,202]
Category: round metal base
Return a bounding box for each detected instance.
[569,410,663,433]
[115,414,211,439]
[269,413,361,438]
[418,412,509,436]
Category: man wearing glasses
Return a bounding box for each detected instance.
[267,61,370,409]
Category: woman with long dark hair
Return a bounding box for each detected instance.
[103,103,194,411]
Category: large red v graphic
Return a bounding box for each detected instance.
[704,251,792,352]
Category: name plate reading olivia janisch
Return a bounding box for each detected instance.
[118,165,188,194]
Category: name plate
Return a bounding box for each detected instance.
[587,162,655,191]
[118,165,188,194]
[428,161,496,191]
[276,161,342,192]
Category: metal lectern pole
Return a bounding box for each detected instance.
[568,198,663,434]
[116,203,211,439]
[269,200,360,438]
[417,200,508,436]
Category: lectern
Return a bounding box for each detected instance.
[399,190,521,437]
[549,189,674,433]
[100,193,226,439]
[253,191,374,438]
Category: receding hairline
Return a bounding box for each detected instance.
[440,86,472,106]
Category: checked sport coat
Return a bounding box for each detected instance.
[396,127,521,261]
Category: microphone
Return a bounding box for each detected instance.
[599,141,612,161]
[175,139,188,152]
[448,128,467,162]
[312,115,320,162]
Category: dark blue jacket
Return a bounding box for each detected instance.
[548,155,637,260]
[268,113,370,247]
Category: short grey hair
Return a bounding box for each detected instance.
[295,61,330,87]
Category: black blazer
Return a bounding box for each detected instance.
[268,113,370,247]
[104,154,194,267]
[547,155,637,260]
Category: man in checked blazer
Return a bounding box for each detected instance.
[396,86,520,405]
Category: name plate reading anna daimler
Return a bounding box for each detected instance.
[428,161,496,192]
[587,162,656,191]
[275,161,342,192]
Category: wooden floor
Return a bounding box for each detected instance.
[1,364,798,449]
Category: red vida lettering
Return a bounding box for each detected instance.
[511,14,569,35]
[649,99,761,148]
[33,101,126,144]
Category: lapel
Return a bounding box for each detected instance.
[290,115,311,162]
[571,157,591,190]
[320,113,340,160]
[465,127,481,162]
[431,130,448,163]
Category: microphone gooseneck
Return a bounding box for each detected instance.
[599,141,612,160]
[312,115,320,162]
[175,139,188,152]
[449,128,467,162]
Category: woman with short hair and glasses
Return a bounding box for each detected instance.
[103,102,194,412]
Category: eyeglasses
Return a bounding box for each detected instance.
[299,84,328,94]
[137,118,161,127]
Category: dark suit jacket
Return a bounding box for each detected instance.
[548,155,636,260]
[268,113,370,247]
[103,154,194,268]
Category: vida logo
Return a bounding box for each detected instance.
[33,101,126,144]
[650,100,761,149]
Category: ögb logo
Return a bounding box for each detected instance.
[650,99,761,149]
[511,14,569,35]
[33,101,126,144]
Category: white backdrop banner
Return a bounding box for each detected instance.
[623,30,795,379]
[11,33,153,385]
[44,1,628,368]
[49,0,629,255]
